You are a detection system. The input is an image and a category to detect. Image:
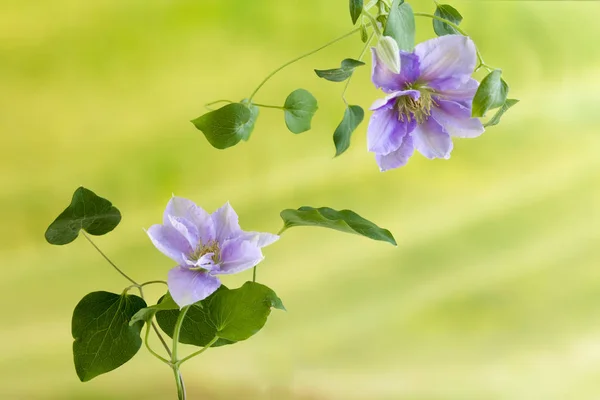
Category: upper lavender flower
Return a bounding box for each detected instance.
[368,35,485,171]
[147,197,278,307]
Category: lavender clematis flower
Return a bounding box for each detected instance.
[147,197,279,307]
[368,35,485,171]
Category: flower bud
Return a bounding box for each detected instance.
[375,36,401,74]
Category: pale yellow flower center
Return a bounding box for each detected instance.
[396,88,437,124]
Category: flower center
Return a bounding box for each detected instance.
[396,87,437,124]
[189,240,221,267]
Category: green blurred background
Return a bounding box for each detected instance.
[2,0,600,399]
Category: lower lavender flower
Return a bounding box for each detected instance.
[147,197,279,307]
[368,35,485,171]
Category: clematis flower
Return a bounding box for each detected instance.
[147,197,279,307]
[368,35,484,171]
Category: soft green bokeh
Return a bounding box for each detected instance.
[2,1,600,399]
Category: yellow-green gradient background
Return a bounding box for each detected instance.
[2,0,600,399]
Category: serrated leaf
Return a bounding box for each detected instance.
[280,206,397,246]
[383,0,415,51]
[45,187,121,245]
[72,291,146,382]
[472,70,509,118]
[314,59,365,82]
[156,282,284,346]
[191,103,257,149]
[433,4,463,36]
[484,98,519,127]
[283,89,318,134]
[334,105,364,157]
[129,291,179,326]
[349,0,363,25]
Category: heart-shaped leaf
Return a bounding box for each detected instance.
[280,206,397,246]
[472,70,509,118]
[433,4,463,36]
[315,59,365,82]
[349,0,363,25]
[72,291,146,382]
[45,187,121,245]
[283,89,318,134]
[383,0,415,51]
[484,98,519,127]
[156,282,284,346]
[334,105,364,157]
[192,103,258,149]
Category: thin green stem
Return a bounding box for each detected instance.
[205,99,233,110]
[413,12,492,71]
[82,231,137,286]
[248,27,363,102]
[140,280,168,288]
[342,31,375,105]
[144,322,170,365]
[253,266,257,282]
[362,12,382,36]
[277,226,287,236]
[253,103,285,110]
[171,306,190,400]
[177,336,219,365]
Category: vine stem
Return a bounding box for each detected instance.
[342,31,376,105]
[178,336,219,365]
[413,12,492,71]
[171,306,191,400]
[248,26,364,102]
[81,232,184,394]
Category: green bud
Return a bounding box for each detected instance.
[375,36,401,74]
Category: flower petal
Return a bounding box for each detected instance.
[164,197,215,243]
[370,89,420,111]
[217,238,264,275]
[168,266,221,307]
[212,202,242,242]
[168,215,199,248]
[367,106,405,155]
[375,134,415,171]
[414,35,477,83]
[432,100,484,138]
[372,49,421,92]
[239,231,280,248]
[147,224,192,264]
[430,77,479,101]
[412,117,453,159]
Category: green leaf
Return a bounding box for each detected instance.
[240,99,260,141]
[349,0,363,25]
[360,24,369,43]
[472,70,509,118]
[72,291,146,382]
[45,187,121,245]
[433,4,463,36]
[283,89,318,134]
[280,206,397,246]
[156,283,284,346]
[484,98,519,127]
[191,103,257,149]
[129,291,179,326]
[383,0,415,51]
[314,59,365,83]
[333,105,364,157]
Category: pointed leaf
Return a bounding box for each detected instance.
[315,59,365,82]
[129,291,179,326]
[280,206,396,246]
[349,0,363,25]
[72,291,146,382]
[383,0,415,51]
[191,103,257,149]
[433,4,463,36]
[283,89,318,134]
[45,187,121,245]
[472,70,509,118]
[334,105,364,157]
[484,98,519,127]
